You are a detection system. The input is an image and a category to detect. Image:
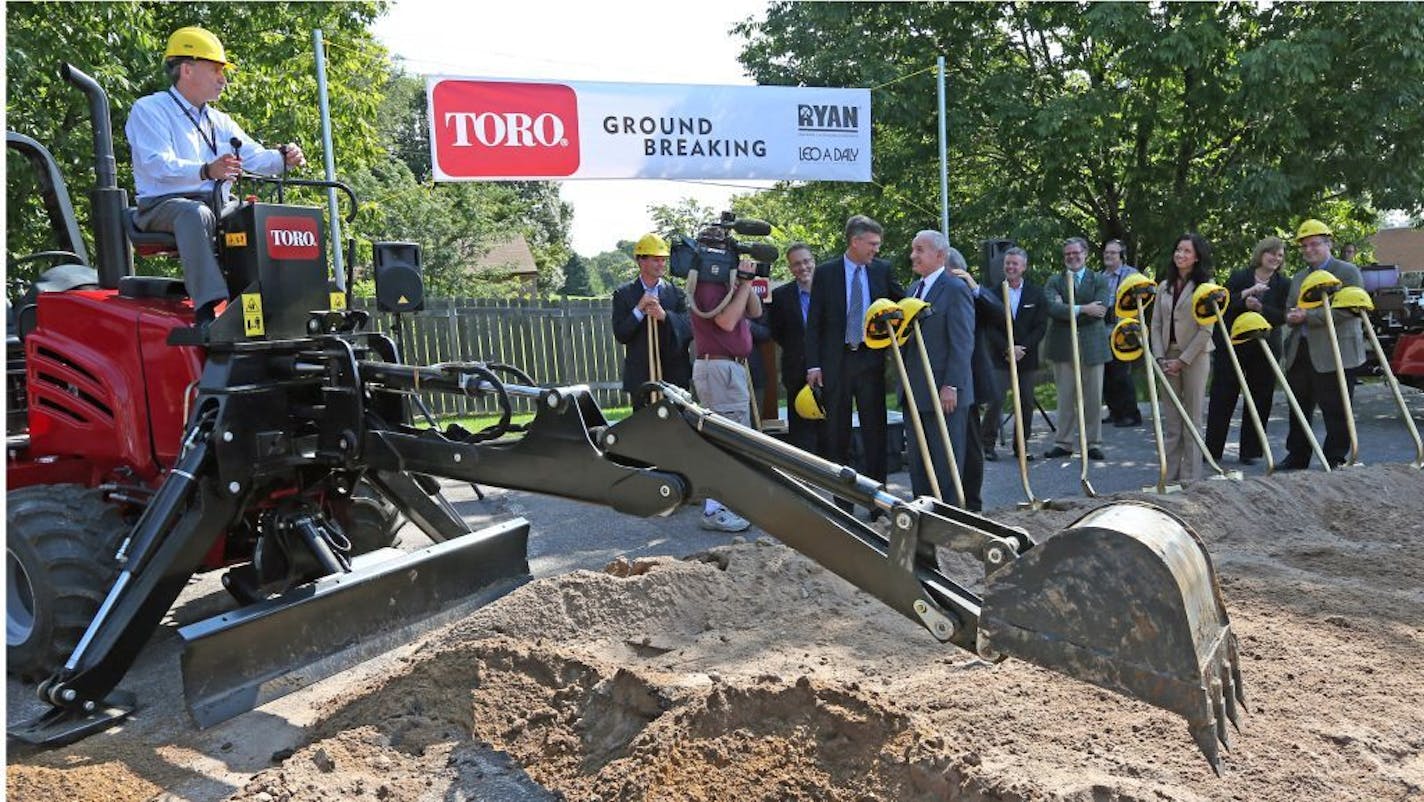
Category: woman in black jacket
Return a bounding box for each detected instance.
[1204,235,1291,464]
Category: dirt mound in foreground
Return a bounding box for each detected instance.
[226,464,1424,802]
[10,465,1423,801]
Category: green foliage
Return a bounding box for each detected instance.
[560,252,594,296]
[586,246,636,294]
[732,2,1424,284]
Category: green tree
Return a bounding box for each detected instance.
[559,252,594,296]
[587,246,636,294]
[733,2,1424,281]
[648,197,717,239]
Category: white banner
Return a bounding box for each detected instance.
[427,76,871,182]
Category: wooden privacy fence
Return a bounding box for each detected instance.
[352,297,625,417]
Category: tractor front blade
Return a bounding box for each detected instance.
[180,518,530,728]
[979,502,1244,774]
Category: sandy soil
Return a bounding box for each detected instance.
[8,463,1423,801]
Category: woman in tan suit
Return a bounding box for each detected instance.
[1150,232,1216,482]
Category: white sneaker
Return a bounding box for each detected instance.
[700,509,750,533]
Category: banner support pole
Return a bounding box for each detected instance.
[937,55,949,241]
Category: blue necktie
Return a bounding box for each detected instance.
[846,265,866,345]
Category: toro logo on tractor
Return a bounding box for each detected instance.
[265,216,320,260]
[430,79,580,178]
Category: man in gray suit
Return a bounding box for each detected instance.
[1280,219,1366,469]
[902,231,976,500]
[1042,237,1112,460]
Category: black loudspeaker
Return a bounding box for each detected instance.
[981,238,1015,289]
[373,241,424,313]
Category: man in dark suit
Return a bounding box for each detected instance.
[768,243,822,453]
[804,215,904,515]
[902,231,976,502]
[612,233,692,408]
[948,254,1004,512]
[980,247,1049,460]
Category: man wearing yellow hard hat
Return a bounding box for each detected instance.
[1279,219,1366,469]
[126,26,307,328]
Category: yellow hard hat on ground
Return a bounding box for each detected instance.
[1192,282,1230,325]
[165,26,232,67]
[794,384,826,421]
[1110,318,1145,361]
[1297,269,1342,308]
[1331,285,1374,312]
[1115,272,1156,318]
[633,233,669,258]
[1295,219,1333,243]
[863,298,902,349]
[1230,311,1271,345]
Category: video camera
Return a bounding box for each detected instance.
[669,211,779,285]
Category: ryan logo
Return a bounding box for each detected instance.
[265,216,320,260]
[431,79,580,178]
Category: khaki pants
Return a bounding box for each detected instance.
[1160,348,1210,482]
[692,358,751,426]
[1051,361,1104,450]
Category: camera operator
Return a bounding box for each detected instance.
[689,257,763,533]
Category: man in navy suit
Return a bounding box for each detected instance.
[804,215,904,516]
[902,231,976,501]
[980,247,1049,459]
[768,243,822,454]
[611,233,692,408]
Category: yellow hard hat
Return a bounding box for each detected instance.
[1297,269,1342,309]
[794,384,826,421]
[1332,285,1374,312]
[1230,311,1271,345]
[633,233,669,258]
[1294,218,1333,243]
[863,298,902,349]
[893,297,930,344]
[1191,282,1230,325]
[1114,272,1156,318]
[1110,318,1145,362]
[165,26,232,68]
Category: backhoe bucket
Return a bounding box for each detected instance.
[180,518,530,728]
[979,502,1243,773]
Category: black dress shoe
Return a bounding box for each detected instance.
[1114,416,1142,428]
[1239,456,1258,466]
[1044,446,1073,458]
[983,449,999,461]
[1087,447,1106,460]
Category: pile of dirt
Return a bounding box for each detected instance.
[10,464,1423,801]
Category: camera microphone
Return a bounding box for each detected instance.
[230,136,243,156]
[746,242,781,264]
[732,218,772,236]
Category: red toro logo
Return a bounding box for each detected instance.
[431,80,580,178]
[265,216,320,260]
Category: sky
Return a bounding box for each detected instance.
[371,0,776,256]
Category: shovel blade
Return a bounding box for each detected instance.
[180,518,530,728]
[979,502,1243,773]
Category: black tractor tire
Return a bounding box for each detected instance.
[6,484,130,682]
[335,484,405,556]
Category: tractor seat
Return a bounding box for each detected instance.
[117,275,189,300]
[126,208,179,256]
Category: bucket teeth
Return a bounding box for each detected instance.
[1210,677,1230,750]
[1192,722,1224,777]
[1221,662,1242,733]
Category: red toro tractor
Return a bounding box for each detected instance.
[7,65,1245,772]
